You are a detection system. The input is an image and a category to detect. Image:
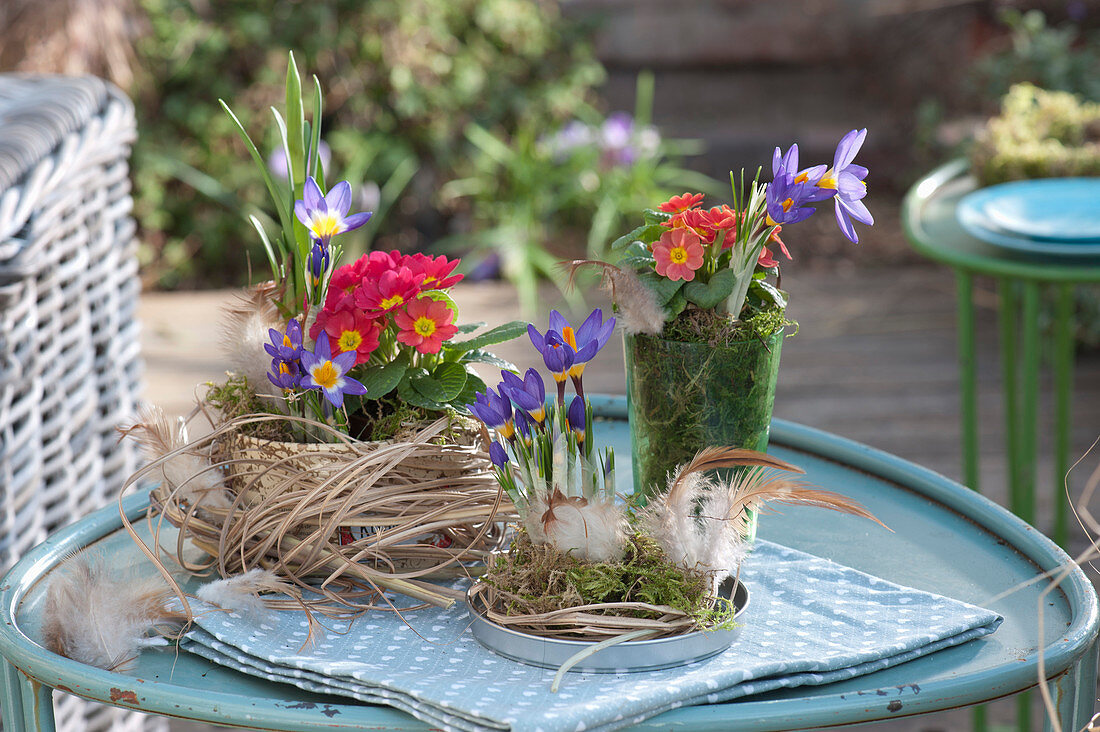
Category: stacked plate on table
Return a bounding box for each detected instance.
[957,178,1100,257]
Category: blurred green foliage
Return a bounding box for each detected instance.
[972,83,1100,185]
[440,74,722,313]
[974,9,1100,104]
[131,0,604,289]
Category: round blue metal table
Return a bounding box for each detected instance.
[1,400,1097,731]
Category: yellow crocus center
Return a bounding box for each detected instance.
[817,170,838,190]
[379,294,404,310]
[278,362,291,375]
[413,316,437,337]
[669,246,689,264]
[499,422,515,440]
[782,198,795,212]
[310,213,342,240]
[530,406,546,424]
[282,334,293,348]
[337,330,363,352]
[312,361,339,389]
[793,171,811,184]
[562,326,577,349]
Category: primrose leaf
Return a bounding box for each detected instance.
[398,370,446,410]
[450,320,527,353]
[358,357,408,400]
[610,223,664,250]
[642,209,673,226]
[462,349,517,371]
[430,362,468,402]
[452,372,488,414]
[683,267,739,310]
[637,270,684,306]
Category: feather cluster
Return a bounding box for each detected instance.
[528,489,627,563]
[42,552,179,672]
[640,447,886,589]
[120,404,230,509]
[220,282,284,400]
[196,568,286,617]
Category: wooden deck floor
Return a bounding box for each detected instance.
[137,262,1100,732]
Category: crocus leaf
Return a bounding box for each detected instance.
[684,267,739,310]
[461,349,516,372]
[450,320,527,353]
[610,223,664,250]
[430,362,468,402]
[637,270,684,306]
[359,358,408,399]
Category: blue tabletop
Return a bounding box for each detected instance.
[1,398,1097,731]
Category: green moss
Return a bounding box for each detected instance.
[484,532,738,630]
[345,393,447,442]
[204,375,295,440]
[661,307,793,346]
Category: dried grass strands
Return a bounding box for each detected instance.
[124,411,515,616]
[467,582,701,641]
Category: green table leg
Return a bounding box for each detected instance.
[17,669,54,732]
[998,280,1020,513]
[957,271,987,732]
[1019,281,1041,526]
[1,659,26,729]
[1053,285,1074,549]
[956,270,980,493]
[1042,632,1099,732]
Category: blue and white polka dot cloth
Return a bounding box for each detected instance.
[182,541,1001,732]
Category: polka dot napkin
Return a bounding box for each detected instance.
[181,540,1002,732]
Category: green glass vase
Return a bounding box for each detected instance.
[624,330,783,539]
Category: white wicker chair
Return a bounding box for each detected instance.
[0,74,163,732]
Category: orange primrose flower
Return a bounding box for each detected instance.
[653,228,705,281]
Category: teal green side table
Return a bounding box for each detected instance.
[903,160,1100,731]
[1,401,1097,732]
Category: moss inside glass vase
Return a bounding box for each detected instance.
[625,308,789,504]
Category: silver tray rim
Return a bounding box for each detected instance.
[465,576,749,672]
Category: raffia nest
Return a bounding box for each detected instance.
[466,582,704,641]
[137,410,515,615]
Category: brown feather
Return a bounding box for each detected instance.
[719,470,889,537]
[668,446,805,503]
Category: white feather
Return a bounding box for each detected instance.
[197,568,284,617]
[123,405,230,509]
[607,266,666,336]
[42,552,176,672]
[220,284,283,403]
[540,494,627,563]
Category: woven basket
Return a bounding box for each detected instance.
[150,414,515,611]
[0,75,156,730]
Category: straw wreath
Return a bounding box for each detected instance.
[123,407,515,614]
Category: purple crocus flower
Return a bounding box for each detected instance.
[267,357,301,391]
[566,396,586,444]
[468,387,515,440]
[488,442,509,469]
[264,318,303,361]
[308,241,329,287]
[299,332,368,408]
[818,129,873,244]
[766,143,833,227]
[500,368,546,425]
[294,177,373,245]
[513,409,532,439]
